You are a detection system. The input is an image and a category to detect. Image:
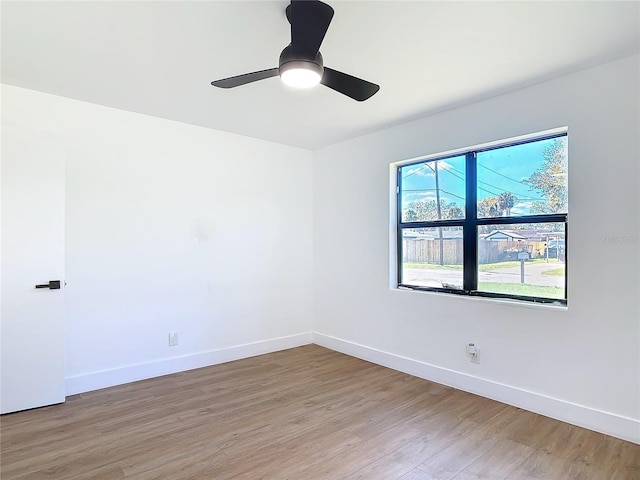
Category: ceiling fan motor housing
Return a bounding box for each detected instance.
[278,45,324,78]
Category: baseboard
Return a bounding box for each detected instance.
[312,332,640,445]
[65,332,313,396]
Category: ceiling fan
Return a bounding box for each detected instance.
[211,0,380,102]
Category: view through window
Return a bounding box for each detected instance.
[398,132,567,304]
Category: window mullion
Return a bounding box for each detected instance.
[397,167,403,284]
[463,152,477,291]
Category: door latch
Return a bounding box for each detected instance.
[35,280,61,290]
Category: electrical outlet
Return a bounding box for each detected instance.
[467,343,480,364]
[169,332,179,347]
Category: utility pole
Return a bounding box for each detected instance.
[545,234,549,262]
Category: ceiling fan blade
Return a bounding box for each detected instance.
[211,68,279,89]
[288,0,334,56]
[321,67,380,101]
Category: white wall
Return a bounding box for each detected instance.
[312,55,640,443]
[2,85,314,394]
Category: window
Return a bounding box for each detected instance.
[397,132,567,304]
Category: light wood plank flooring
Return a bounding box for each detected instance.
[1,345,638,479]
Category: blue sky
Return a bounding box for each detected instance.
[400,137,562,216]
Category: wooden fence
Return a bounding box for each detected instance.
[403,239,463,265]
[403,239,549,264]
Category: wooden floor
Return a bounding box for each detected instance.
[1,345,638,479]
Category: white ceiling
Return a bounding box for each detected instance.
[2,1,639,150]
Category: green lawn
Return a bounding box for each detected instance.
[402,261,565,300]
[478,282,564,299]
[541,267,565,276]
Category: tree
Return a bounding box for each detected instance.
[403,200,435,222]
[524,138,567,214]
[403,199,463,222]
[498,192,518,217]
[478,196,502,218]
[445,204,464,219]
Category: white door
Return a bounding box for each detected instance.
[1,125,66,414]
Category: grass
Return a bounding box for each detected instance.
[402,260,565,300]
[478,282,564,299]
[541,268,565,276]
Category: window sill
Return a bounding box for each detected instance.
[394,286,568,311]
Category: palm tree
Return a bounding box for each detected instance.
[498,192,518,217]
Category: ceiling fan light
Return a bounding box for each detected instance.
[280,61,323,89]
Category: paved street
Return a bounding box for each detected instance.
[404,261,565,289]
[479,261,564,287]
